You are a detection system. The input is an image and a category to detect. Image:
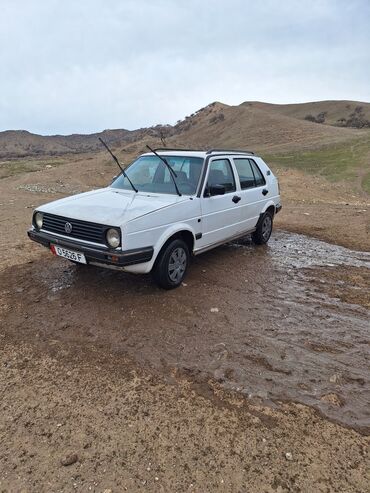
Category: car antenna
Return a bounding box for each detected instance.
[99,137,138,193]
[146,145,182,196]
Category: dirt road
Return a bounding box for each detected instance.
[1,231,370,432]
[0,156,369,491]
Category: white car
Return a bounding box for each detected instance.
[28,148,282,289]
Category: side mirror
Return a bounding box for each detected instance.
[209,184,226,196]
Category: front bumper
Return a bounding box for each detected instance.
[275,204,282,214]
[27,229,154,267]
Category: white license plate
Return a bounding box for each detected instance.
[52,245,87,264]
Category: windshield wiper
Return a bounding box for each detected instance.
[99,137,138,193]
[146,145,182,196]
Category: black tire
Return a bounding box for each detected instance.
[252,211,273,245]
[152,238,189,289]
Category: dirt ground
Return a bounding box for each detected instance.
[0,154,369,492]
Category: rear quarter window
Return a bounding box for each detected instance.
[249,159,266,187]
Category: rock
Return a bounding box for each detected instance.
[210,307,219,313]
[60,453,78,466]
[213,369,224,382]
[320,393,343,407]
[329,374,340,383]
[285,452,293,461]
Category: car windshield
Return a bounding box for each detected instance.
[110,155,204,195]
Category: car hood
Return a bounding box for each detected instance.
[37,187,188,226]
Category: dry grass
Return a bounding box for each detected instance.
[242,100,370,126]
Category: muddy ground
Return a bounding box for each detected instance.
[0,155,369,492]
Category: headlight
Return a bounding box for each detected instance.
[34,211,43,229]
[106,228,121,248]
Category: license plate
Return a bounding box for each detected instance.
[52,245,87,264]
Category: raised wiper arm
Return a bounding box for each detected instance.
[99,137,138,193]
[146,145,181,196]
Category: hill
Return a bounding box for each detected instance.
[164,101,367,153]
[241,100,370,128]
[1,100,370,160]
[0,126,172,160]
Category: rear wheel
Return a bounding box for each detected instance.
[252,211,273,245]
[152,238,189,289]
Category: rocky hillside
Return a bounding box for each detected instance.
[0,126,173,159]
[163,102,367,153]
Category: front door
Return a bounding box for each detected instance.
[199,158,241,248]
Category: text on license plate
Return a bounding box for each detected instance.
[52,245,87,264]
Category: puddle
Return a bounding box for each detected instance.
[1,231,369,432]
[229,231,370,269]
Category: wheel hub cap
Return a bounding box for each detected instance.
[168,247,187,283]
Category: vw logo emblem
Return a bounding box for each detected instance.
[64,222,73,234]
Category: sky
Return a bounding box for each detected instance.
[0,0,369,135]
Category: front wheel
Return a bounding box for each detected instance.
[152,238,189,289]
[252,211,273,245]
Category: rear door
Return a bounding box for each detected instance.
[232,158,269,232]
[199,158,241,247]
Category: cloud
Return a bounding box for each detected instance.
[0,0,369,134]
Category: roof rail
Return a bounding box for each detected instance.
[153,147,205,152]
[206,148,254,155]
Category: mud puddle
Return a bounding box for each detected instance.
[0,231,369,432]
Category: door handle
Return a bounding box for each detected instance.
[232,195,241,203]
[262,189,269,196]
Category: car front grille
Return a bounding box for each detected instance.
[42,213,107,245]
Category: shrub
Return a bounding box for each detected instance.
[209,113,225,125]
[335,106,370,128]
[304,112,327,124]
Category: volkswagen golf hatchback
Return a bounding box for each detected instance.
[28,148,282,289]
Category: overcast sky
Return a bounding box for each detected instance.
[1,0,369,135]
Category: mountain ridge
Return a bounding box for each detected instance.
[1,100,370,159]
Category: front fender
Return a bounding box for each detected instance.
[124,223,196,275]
[152,223,196,261]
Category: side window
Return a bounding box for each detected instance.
[234,158,266,189]
[234,158,255,189]
[249,159,266,187]
[206,159,236,193]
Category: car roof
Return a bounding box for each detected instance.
[140,149,259,159]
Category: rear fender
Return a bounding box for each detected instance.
[261,200,277,215]
[254,200,277,229]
